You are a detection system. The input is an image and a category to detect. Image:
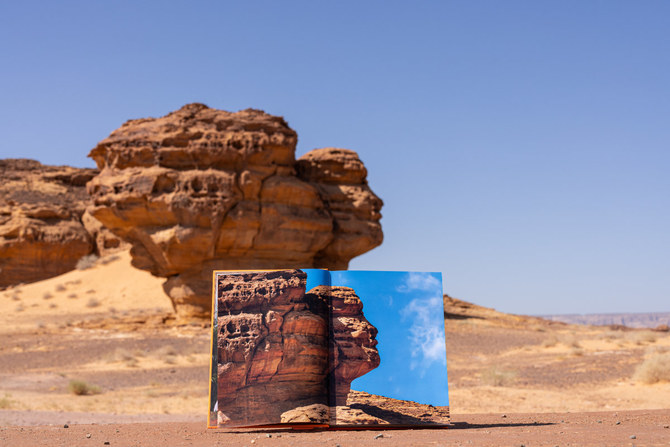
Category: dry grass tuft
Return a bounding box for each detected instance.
[86,298,101,308]
[541,335,558,348]
[480,366,516,387]
[0,393,13,409]
[68,380,101,396]
[634,353,670,384]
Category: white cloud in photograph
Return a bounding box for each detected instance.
[402,295,447,374]
[397,272,441,293]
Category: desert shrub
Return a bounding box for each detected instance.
[0,393,13,409]
[626,331,657,345]
[480,366,516,387]
[570,347,584,356]
[86,298,101,308]
[541,336,558,348]
[42,292,53,300]
[633,353,670,384]
[154,345,177,357]
[68,380,101,396]
[55,284,66,292]
[76,254,99,270]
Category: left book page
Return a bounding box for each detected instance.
[208,269,331,428]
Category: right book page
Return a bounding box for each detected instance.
[327,271,450,426]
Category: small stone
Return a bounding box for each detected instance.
[501,414,507,418]
[630,435,636,439]
[250,440,255,444]
[597,420,602,423]
[266,434,272,438]
[104,443,110,446]
[86,433,92,438]
[664,425,669,429]
[63,424,69,428]
[374,433,384,439]
[616,421,621,425]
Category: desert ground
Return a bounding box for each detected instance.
[1,251,670,446]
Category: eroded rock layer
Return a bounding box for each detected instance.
[307,285,381,406]
[215,270,379,426]
[0,159,96,288]
[216,270,329,425]
[87,104,383,317]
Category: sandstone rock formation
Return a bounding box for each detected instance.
[86,103,383,317]
[306,285,381,406]
[0,159,127,289]
[0,159,96,288]
[215,270,379,426]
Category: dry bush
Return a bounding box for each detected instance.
[68,380,101,396]
[480,366,516,387]
[154,345,177,357]
[76,254,99,270]
[626,331,657,345]
[55,284,66,292]
[634,353,670,384]
[68,293,78,299]
[42,292,53,300]
[107,348,136,363]
[86,298,101,308]
[0,393,13,409]
[541,335,558,348]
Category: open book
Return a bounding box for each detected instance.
[208,269,449,428]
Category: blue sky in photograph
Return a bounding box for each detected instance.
[328,271,448,406]
[1,1,668,315]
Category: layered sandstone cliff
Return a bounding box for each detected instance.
[87,104,383,317]
[307,285,380,406]
[215,270,379,426]
[0,159,96,288]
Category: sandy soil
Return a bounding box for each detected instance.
[2,410,670,446]
[1,252,670,445]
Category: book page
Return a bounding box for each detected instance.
[328,271,450,426]
[209,269,331,428]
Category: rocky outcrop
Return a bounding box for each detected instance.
[216,270,330,426]
[215,270,379,426]
[0,159,96,288]
[0,159,128,289]
[307,285,380,406]
[86,104,383,317]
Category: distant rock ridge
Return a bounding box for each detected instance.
[0,159,125,288]
[542,312,670,330]
[87,103,383,318]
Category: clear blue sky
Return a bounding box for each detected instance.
[1,1,668,315]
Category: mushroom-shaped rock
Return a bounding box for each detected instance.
[86,104,383,318]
